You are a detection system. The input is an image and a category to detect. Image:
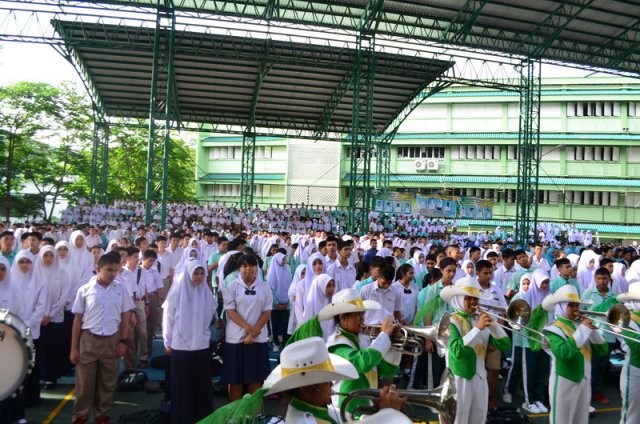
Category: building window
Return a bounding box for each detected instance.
[457,145,500,160]
[396,146,444,159]
[346,146,377,159]
[568,146,619,161]
[567,101,620,117]
[507,146,518,160]
[563,190,617,206]
[629,102,640,117]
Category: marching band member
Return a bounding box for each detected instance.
[319,288,402,419]
[440,277,511,424]
[616,282,640,424]
[199,337,411,423]
[542,285,608,424]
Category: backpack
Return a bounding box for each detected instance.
[116,369,148,392]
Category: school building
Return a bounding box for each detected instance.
[195,76,640,235]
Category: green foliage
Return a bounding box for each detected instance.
[0,80,197,220]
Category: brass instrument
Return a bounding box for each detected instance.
[474,299,550,346]
[337,368,456,423]
[364,315,450,357]
[575,303,640,343]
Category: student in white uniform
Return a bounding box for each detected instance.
[163,259,215,423]
[360,265,402,324]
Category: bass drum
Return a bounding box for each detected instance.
[0,308,35,401]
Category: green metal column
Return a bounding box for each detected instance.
[348,0,384,233]
[90,120,109,205]
[240,62,269,209]
[515,59,541,246]
[145,0,178,227]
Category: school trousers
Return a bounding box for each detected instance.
[72,331,120,421]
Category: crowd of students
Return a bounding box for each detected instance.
[0,200,639,423]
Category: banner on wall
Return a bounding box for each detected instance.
[373,192,414,214]
[375,192,493,219]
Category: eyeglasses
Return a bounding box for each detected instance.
[17,260,32,265]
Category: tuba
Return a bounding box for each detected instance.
[364,314,450,357]
[338,368,457,423]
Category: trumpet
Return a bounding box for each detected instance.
[364,315,450,357]
[474,300,550,346]
[336,368,456,423]
[575,304,640,343]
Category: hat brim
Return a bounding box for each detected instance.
[440,285,492,302]
[263,353,358,396]
[542,294,593,312]
[617,292,640,303]
[317,300,380,321]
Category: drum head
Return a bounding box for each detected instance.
[0,322,29,401]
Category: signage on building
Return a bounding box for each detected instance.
[374,192,493,219]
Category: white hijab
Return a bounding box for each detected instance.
[525,269,550,309]
[612,263,628,294]
[302,252,327,298]
[577,249,600,291]
[409,250,426,275]
[34,246,66,317]
[0,256,13,309]
[11,251,43,337]
[267,252,292,304]
[303,274,334,322]
[68,230,95,289]
[163,260,215,350]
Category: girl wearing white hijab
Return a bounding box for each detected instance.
[0,256,24,424]
[302,273,336,339]
[577,249,600,292]
[267,252,292,348]
[286,264,306,335]
[520,269,551,414]
[294,252,326,327]
[56,240,75,375]
[408,250,426,275]
[163,259,215,424]
[503,273,531,406]
[36,246,69,386]
[612,262,629,294]
[0,256,12,310]
[11,251,45,410]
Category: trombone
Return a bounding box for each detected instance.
[474,299,550,346]
[576,303,640,343]
[364,315,450,357]
[336,368,456,424]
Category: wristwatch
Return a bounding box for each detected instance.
[119,339,127,345]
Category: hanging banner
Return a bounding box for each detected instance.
[373,192,414,214]
[415,194,457,218]
[374,192,493,218]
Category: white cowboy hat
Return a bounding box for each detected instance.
[317,288,380,321]
[617,282,640,303]
[263,337,357,396]
[542,284,592,312]
[440,276,493,302]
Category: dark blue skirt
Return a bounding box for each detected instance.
[222,342,270,385]
[170,348,212,424]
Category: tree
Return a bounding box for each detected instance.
[99,125,196,202]
[0,82,64,220]
[20,82,93,220]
